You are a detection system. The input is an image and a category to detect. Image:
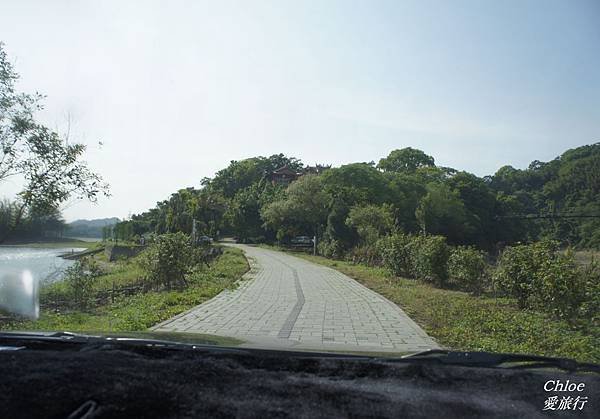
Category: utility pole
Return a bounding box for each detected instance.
[192,219,197,246]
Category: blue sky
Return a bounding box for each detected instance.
[0,0,598,221]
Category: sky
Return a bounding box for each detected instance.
[0,0,599,222]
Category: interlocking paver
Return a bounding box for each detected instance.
[152,244,439,353]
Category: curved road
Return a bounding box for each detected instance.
[152,244,439,353]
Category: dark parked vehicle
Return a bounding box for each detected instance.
[198,235,213,244]
[290,236,313,247]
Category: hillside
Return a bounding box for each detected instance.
[113,144,600,250]
[66,217,120,238]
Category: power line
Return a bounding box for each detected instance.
[496,214,600,220]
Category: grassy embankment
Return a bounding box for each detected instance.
[260,245,600,363]
[0,247,249,345]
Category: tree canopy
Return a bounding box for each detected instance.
[116,142,600,251]
[0,43,109,242]
[377,147,435,173]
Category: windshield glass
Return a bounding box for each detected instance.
[0,1,598,363]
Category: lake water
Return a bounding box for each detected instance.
[0,246,86,283]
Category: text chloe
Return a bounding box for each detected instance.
[544,380,585,392]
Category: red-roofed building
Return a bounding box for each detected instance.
[267,165,301,185]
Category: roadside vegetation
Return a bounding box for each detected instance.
[102,144,599,362]
[0,236,248,337]
[266,245,600,363]
[108,145,600,257]
[2,42,599,361]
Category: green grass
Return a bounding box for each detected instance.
[263,245,600,363]
[1,247,249,346]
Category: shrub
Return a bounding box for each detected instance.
[448,246,488,294]
[580,261,600,327]
[317,239,344,259]
[376,233,450,285]
[64,257,102,308]
[376,233,412,277]
[534,249,584,320]
[493,240,587,320]
[138,233,197,290]
[346,245,382,267]
[407,235,450,286]
[493,241,548,307]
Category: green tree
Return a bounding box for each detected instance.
[210,154,302,198]
[446,171,498,248]
[262,174,329,241]
[415,183,472,244]
[0,43,109,242]
[225,185,264,241]
[346,204,395,244]
[377,147,435,173]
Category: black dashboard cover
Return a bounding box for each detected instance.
[1,345,598,418]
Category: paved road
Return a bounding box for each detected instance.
[152,244,439,353]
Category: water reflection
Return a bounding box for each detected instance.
[0,247,85,283]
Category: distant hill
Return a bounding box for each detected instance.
[66,217,120,238]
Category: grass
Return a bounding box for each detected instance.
[261,245,600,363]
[1,247,249,346]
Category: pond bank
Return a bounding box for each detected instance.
[0,247,250,338]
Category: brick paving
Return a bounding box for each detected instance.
[152,244,439,353]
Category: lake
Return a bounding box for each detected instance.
[0,246,86,283]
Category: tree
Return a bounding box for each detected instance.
[415,183,472,244]
[384,172,427,233]
[209,154,303,198]
[377,148,435,173]
[0,198,65,240]
[102,225,113,242]
[0,43,109,242]
[446,171,499,248]
[261,174,329,241]
[489,143,600,249]
[346,204,395,244]
[321,163,390,205]
[225,185,264,240]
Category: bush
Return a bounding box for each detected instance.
[317,239,344,259]
[493,240,588,320]
[64,257,102,308]
[139,233,197,290]
[448,246,488,294]
[580,261,600,327]
[376,233,450,285]
[376,233,412,277]
[346,245,382,267]
[493,241,547,307]
[407,235,450,286]
[534,249,584,320]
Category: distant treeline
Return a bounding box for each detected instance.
[67,218,120,238]
[112,144,599,251]
[0,202,119,242]
[0,200,65,241]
